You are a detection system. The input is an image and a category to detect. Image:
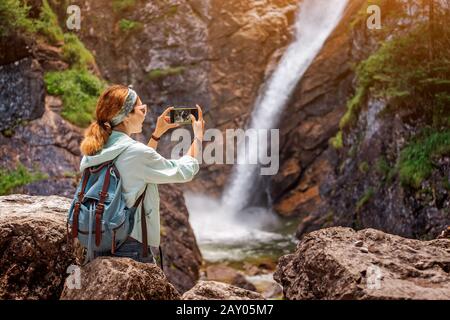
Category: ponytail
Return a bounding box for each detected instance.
[80,121,112,156]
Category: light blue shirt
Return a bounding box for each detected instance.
[80,131,199,247]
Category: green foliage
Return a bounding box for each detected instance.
[340,87,366,130]
[359,161,369,173]
[147,66,185,81]
[330,130,343,149]
[62,33,95,70]
[112,0,137,12]
[356,188,374,211]
[44,69,106,127]
[376,156,397,184]
[34,0,64,44]
[376,157,390,176]
[0,163,47,195]
[399,129,450,189]
[341,4,450,132]
[0,0,35,37]
[119,19,143,32]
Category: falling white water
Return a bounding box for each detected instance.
[221,0,349,214]
[186,0,348,262]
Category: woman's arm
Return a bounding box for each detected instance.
[148,129,162,150]
[147,105,205,158]
[147,107,177,150]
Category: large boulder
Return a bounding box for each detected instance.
[60,257,181,300]
[182,280,265,300]
[0,195,81,299]
[274,227,450,300]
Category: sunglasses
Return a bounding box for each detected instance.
[135,104,147,115]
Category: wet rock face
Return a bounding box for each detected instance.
[274,227,450,300]
[0,57,45,132]
[0,195,81,300]
[182,280,265,300]
[319,101,450,239]
[308,0,450,240]
[60,257,181,300]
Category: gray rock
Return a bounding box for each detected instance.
[60,257,181,300]
[182,280,265,300]
[0,194,81,299]
[0,58,45,132]
[274,227,450,300]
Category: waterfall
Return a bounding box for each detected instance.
[221,0,349,214]
[186,0,349,262]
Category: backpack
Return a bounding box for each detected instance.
[67,157,164,270]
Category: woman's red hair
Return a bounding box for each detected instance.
[80,85,129,156]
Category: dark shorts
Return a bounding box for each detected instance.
[94,237,156,264]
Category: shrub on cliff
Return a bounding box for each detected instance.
[0,0,34,37]
[45,69,106,127]
[0,163,47,196]
[34,0,64,45]
[341,22,450,130]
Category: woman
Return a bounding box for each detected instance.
[79,84,204,264]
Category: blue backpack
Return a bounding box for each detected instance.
[67,157,162,268]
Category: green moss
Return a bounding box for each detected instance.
[359,161,369,174]
[399,130,450,189]
[342,11,450,130]
[147,66,185,81]
[0,163,48,195]
[330,130,343,149]
[356,188,374,212]
[0,0,35,37]
[112,0,137,12]
[375,157,390,176]
[118,18,143,32]
[62,33,96,70]
[44,69,106,127]
[34,0,64,44]
[340,86,366,130]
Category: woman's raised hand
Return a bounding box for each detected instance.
[191,104,205,140]
[154,106,180,137]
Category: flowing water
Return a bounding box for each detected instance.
[186,0,349,266]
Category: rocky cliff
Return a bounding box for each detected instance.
[270,0,450,240]
[298,0,450,239]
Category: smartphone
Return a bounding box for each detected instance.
[170,107,199,125]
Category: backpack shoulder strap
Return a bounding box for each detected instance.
[132,186,148,258]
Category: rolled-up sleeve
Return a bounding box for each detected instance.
[140,147,200,184]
